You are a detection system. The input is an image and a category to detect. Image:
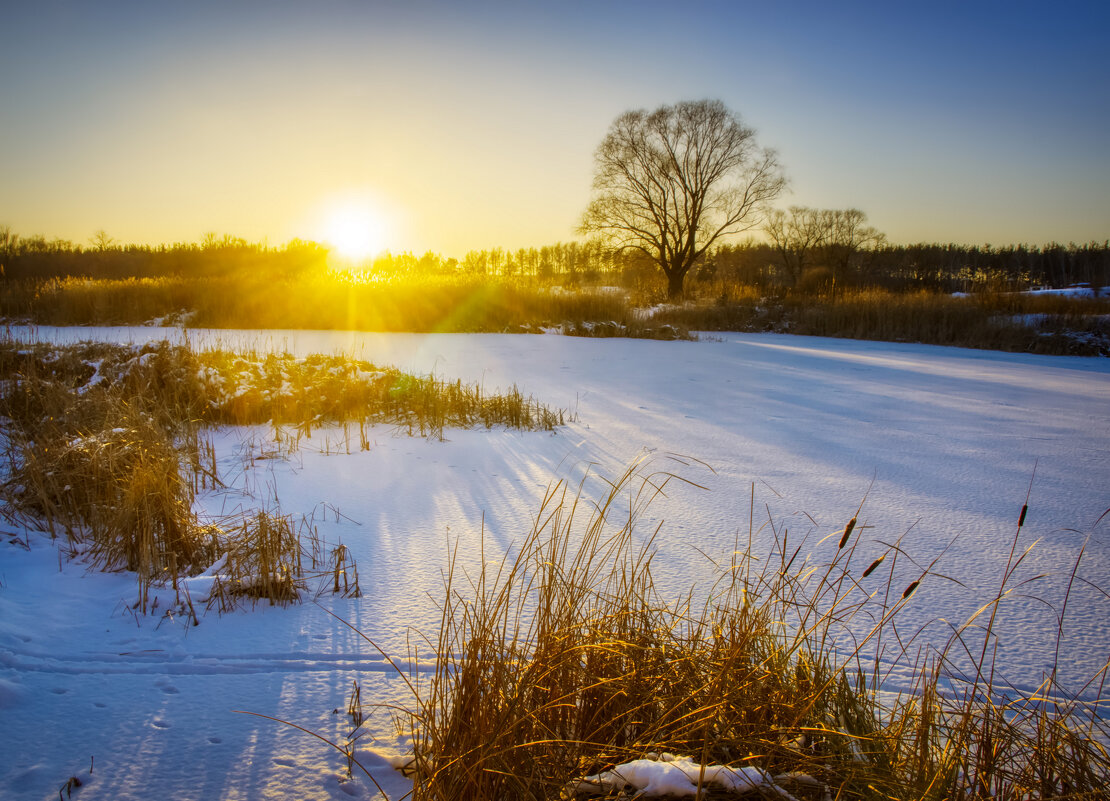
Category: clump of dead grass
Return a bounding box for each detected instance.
[0,339,566,436]
[0,348,213,581]
[204,511,303,608]
[0,338,565,607]
[201,510,365,612]
[380,459,1109,801]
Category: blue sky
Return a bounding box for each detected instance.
[1,0,1107,255]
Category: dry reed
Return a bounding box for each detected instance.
[0,338,565,606]
[374,459,1110,800]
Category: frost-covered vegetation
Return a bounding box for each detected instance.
[0,339,565,606]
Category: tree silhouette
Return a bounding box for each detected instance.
[581,99,785,298]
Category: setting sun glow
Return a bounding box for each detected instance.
[322,200,389,262]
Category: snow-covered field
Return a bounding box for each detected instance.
[2,327,1108,801]
[1023,285,1108,298]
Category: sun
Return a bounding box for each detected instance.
[322,199,389,263]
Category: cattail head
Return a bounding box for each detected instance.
[862,554,885,578]
[838,516,857,549]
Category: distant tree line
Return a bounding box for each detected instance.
[1,223,1106,293]
[737,206,1106,292]
[706,238,1109,293]
[0,227,331,281]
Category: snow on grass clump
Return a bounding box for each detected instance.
[564,754,803,798]
[0,338,567,609]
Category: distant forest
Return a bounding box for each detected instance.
[2,227,1107,293]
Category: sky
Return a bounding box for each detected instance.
[1,0,1108,256]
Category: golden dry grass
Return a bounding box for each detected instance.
[7,273,1107,352]
[374,459,1110,801]
[0,339,567,605]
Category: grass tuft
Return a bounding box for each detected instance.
[380,459,1110,800]
[0,338,566,606]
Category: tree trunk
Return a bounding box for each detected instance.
[666,268,686,299]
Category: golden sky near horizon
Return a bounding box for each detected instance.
[2,1,1108,257]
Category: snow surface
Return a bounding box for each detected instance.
[567,754,782,798]
[2,327,1109,800]
[1023,285,1108,298]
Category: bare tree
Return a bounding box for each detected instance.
[90,229,117,252]
[764,206,828,285]
[824,208,885,281]
[580,100,785,298]
[764,206,886,286]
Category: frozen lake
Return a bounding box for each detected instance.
[2,327,1108,800]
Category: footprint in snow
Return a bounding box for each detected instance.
[336,782,360,797]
